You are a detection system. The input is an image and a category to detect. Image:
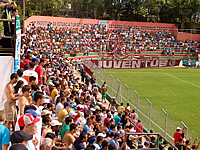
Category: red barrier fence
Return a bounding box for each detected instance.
[25,16,200,41]
[85,59,181,69]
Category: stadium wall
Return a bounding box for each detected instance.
[25,16,200,41]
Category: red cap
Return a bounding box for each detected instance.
[18,114,40,127]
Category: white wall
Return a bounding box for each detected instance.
[0,56,14,110]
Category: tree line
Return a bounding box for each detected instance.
[17,0,200,29]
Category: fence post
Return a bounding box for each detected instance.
[110,74,114,97]
[100,68,102,85]
[134,90,139,115]
[116,78,122,103]
[104,70,108,84]
[125,84,129,104]
[146,98,152,130]
[161,109,168,138]
[181,121,188,139]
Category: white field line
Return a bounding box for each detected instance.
[107,71,200,88]
[163,73,200,88]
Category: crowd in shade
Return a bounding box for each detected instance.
[0,23,200,150]
[23,22,200,56]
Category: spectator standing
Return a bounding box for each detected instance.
[101,82,107,103]
[0,111,10,150]
[35,58,45,86]
[173,127,182,144]
[4,73,19,131]
[17,69,28,86]
[23,62,38,84]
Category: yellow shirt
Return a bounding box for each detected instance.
[51,88,58,101]
[117,106,125,112]
[58,108,68,122]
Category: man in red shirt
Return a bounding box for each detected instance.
[173,127,182,144]
[135,119,143,133]
[35,58,45,86]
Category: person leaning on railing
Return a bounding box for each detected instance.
[2,0,17,36]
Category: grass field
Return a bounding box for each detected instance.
[104,68,200,141]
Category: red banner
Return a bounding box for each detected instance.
[83,64,94,77]
[85,59,181,69]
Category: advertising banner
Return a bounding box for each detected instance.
[14,15,21,73]
[84,59,181,69]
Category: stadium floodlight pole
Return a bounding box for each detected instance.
[110,74,114,97]
[134,90,139,115]
[181,121,188,139]
[146,98,152,130]
[161,108,168,138]
[125,84,129,104]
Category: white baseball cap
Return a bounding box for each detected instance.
[69,111,77,116]
[50,120,62,126]
[176,127,181,130]
[97,133,106,138]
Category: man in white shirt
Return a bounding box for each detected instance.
[23,62,38,84]
[16,68,28,86]
[55,97,66,116]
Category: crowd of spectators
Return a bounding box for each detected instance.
[23,22,200,57]
[1,23,200,150]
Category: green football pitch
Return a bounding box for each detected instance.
[105,68,200,140]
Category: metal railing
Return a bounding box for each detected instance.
[125,133,178,150]
[83,59,194,143]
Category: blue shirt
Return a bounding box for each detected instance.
[81,124,90,134]
[74,137,85,150]
[0,124,10,150]
[109,137,119,150]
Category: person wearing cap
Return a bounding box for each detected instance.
[0,111,10,150]
[23,62,38,84]
[32,58,40,70]
[82,118,92,135]
[9,143,28,150]
[25,109,41,118]
[109,132,126,150]
[174,127,182,144]
[50,120,62,136]
[62,123,77,149]
[18,114,40,150]
[10,130,33,148]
